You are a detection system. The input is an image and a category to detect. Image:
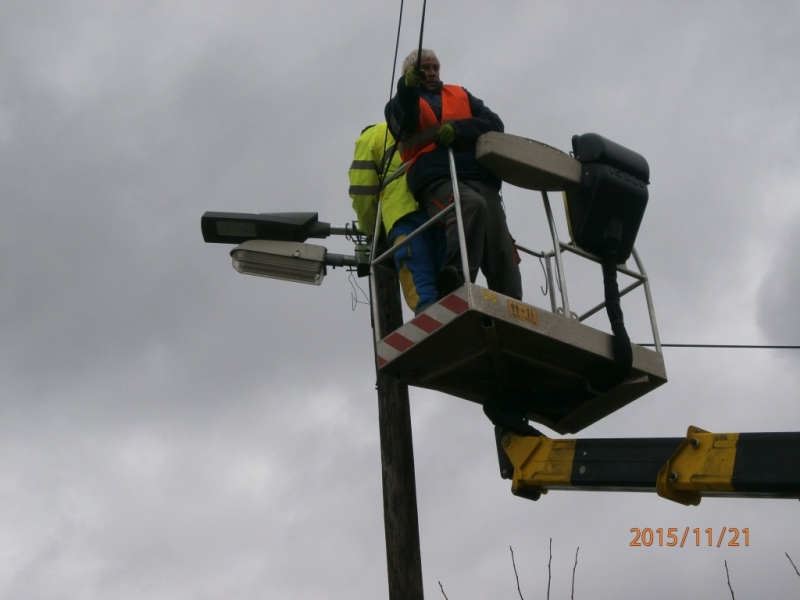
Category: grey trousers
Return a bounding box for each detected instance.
[419,178,523,300]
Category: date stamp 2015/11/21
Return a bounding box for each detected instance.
[630,527,749,548]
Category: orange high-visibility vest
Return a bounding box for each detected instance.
[399,85,472,165]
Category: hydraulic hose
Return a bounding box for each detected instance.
[592,248,633,392]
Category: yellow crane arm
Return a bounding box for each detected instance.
[499,426,800,505]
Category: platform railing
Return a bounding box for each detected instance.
[368,149,467,344]
[531,190,662,353]
[367,152,662,354]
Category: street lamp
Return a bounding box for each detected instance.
[230,240,328,285]
[202,211,363,285]
[201,211,332,244]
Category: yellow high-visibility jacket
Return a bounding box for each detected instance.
[349,122,418,237]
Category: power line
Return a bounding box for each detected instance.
[639,343,800,349]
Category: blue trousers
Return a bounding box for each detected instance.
[389,211,446,314]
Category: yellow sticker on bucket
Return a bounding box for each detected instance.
[508,300,539,326]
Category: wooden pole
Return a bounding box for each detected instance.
[373,264,424,600]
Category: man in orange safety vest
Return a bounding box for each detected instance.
[385,48,522,301]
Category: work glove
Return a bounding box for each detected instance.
[434,123,456,147]
[404,65,426,88]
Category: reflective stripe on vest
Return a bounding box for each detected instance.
[399,85,472,164]
[348,142,398,196]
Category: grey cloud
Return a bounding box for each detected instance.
[2,1,800,598]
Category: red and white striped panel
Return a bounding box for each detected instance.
[376,287,471,369]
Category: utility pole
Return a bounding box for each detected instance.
[200,211,425,598]
[373,263,425,600]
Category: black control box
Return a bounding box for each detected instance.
[564,133,649,262]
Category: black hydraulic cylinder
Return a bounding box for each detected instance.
[732,433,800,496]
[569,437,680,492]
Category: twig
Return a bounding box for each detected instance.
[571,546,579,599]
[510,546,524,600]
[547,538,552,600]
[438,580,449,600]
[787,553,800,578]
[725,560,735,599]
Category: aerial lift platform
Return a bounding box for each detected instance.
[373,132,665,434]
[376,281,666,434]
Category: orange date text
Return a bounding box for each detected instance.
[629,527,749,548]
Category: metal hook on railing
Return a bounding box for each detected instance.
[538,256,549,296]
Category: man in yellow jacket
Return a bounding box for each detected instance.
[349,122,445,314]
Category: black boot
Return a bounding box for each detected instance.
[435,266,464,300]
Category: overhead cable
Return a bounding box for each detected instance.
[639,343,800,349]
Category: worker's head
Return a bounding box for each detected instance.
[402,48,441,91]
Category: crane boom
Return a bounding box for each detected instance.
[498,426,800,505]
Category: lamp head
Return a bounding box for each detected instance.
[230,240,327,285]
[201,211,330,244]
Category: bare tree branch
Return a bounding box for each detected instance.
[438,580,449,600]
[509,546,524,600]
[571,547,580,600]
[725,560,735,599]
[547,538,552,600]
[787,553,800,579]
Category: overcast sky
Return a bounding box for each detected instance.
[1,1,799,598]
